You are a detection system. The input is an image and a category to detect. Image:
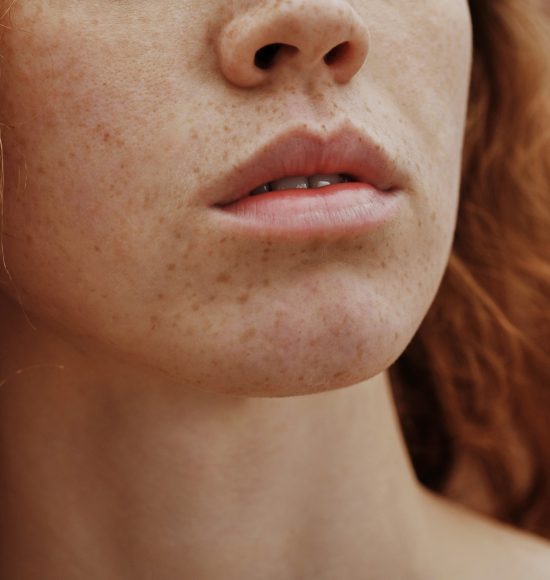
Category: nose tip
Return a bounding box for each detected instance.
[217,0,370,88]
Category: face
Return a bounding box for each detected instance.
[0,0,472,396]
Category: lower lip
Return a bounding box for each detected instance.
[211,183,403,238]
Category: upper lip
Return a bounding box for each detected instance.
[208,123,404,207]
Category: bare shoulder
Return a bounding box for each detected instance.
[420,487,550,580]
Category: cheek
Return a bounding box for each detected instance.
[368,1,473,153]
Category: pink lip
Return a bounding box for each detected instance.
[205,123,405,208]
[202,123,407,239]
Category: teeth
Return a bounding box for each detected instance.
[308,173,347,188]
[270,176,309,191]
[249,183,271,196]
[249,173,351,196]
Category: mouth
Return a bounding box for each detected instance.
[206,124,402,209]
[241,173,357,199]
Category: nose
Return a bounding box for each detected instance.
[217,0,370,88]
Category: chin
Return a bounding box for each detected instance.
[146,320,412,399]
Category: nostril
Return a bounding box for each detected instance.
[254,43,284,70]
[254,43,299,70]
[324,41,351,65]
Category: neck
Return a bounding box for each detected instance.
[0,312,438,579]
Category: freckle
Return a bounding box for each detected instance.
[175,313,182,319]
[103,131,111,142]
[175,232,182,239]
[157,293,165,300]
[191,303,200,311]
[219,237,227,244]
[216,271,232,283]
[150,314,159,329]
[381,260,387,268]
[239,328,257,343]
[167,263,176,271]
[208,294,216,302]
[94,245,101,253]
[158,216,165,224]
[238,293,249,303]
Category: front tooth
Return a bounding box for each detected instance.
[270,176,309,191]
[308,174,346,188]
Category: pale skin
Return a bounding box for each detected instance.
[0,1,549,578]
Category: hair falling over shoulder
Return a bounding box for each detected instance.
[390,0,550,540]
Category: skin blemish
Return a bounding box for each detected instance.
[240,328,257,343]
[237,293,249,304]
[167,263,176,271]
[216,272,232,283]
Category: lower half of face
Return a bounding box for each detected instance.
[0,0,472,397]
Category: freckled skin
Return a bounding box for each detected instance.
[0,0,472,397]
